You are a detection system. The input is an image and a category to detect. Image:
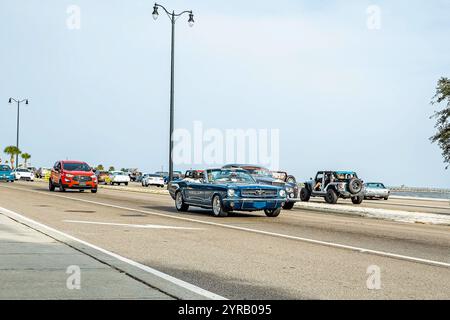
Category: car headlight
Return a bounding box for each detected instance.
[91,175,96,179]
[227,189,235,197]
[286,187,294,193]
[279,190,286,197]
[66,174,74,178]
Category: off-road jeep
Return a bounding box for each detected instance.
[300,171,364,204]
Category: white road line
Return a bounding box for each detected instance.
[0,206,226,300]
[2,184,450,269]
[64,219,203,230]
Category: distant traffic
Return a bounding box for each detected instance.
[0,158,397,218]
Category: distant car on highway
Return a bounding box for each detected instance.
[36,167,51,179]
[222,164,299,210]
[0,165,15,182]
[155,171,169,183]
[272,170,297,184]
[110,171,130,186]
[170,168,287,217]
[141,174,165,187]
[49,160,98,193]
[155,171,182,183]
[364,182,390,200]
[300,171,365,204]
[12,168,34,181]
[96,171,111,185]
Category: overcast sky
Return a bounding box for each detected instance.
[1,0,449,187]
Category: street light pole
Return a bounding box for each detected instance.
[152,3,194,183]
[169,11,175,185]
[8,98,29,168]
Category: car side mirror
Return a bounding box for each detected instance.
[310,177,312,180]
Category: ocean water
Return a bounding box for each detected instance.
[391,191,450,200]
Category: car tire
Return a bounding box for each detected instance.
[348,178,363,194]
[49,179,55,191]
[91,189,97,194]
[325,189,338,204]
[175,191,189,212]
[212,195,228,217]
[384,196,389,200]
[264,208,282,217]
[59,180,66,192]
[351,196,363,205]
[300,188,311,202]
[125,182,128,186]
[282,202,295,210]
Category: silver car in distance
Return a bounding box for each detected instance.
[364,182,390,200]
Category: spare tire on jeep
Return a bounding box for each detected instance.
[348,178,363,194]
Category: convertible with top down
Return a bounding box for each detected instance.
[169,168,287,217]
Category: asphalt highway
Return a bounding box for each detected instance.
[0,181,449,299]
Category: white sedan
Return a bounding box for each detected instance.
[364,182,390,200]
[13,168,34,181]
[109,171,131,186]
[142,174,165,187]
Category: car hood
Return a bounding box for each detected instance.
[0,170,12,175]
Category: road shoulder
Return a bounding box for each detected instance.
[0,207,224,300]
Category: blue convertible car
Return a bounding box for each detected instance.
[0,164,15,182]
[169,168,287,217]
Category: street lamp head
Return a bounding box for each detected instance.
[188,12,194,27]
[25,99,29,105]
[152,5,159,20]
[8,98,12,104]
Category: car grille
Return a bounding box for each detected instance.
[241,189,278,198]
[73,175,91,182]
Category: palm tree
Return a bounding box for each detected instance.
[97,164,104,171]
[109,166,115,172]
[3,146,21,169]
[21,153,31,168]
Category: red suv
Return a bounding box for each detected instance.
[49,160,98,193]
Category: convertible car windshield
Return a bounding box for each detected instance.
[0,165,11,171]
[208,170,255,184]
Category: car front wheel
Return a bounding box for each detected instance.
[59,180,66,192]
[49,179,55,191]
[300,188,311,202]
[282,202,295,210]
[264,208,281,217]
[91,189,97,193]
[212,195,228,217]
